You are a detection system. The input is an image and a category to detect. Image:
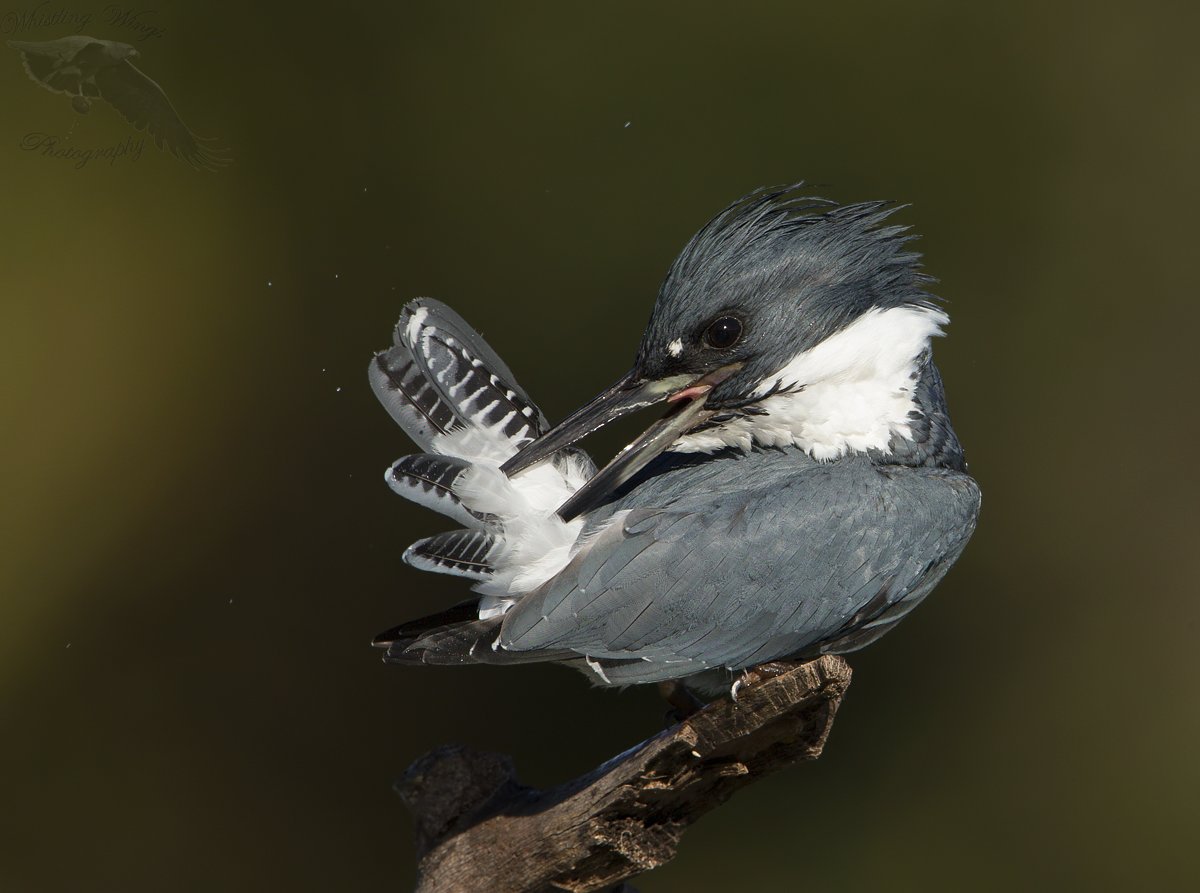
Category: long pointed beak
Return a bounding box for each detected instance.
[501,363,742,521]
[500,369,694,477]
[553,393,713,520]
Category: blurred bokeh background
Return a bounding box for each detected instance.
[2,1,1197,890]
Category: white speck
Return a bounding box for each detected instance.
[624,121,631,128]
[363,187,368,192]
[228,598,233,604]
[267,281,273,287]
[667,338,683,358]
[691,749,701,758]
[335,386,342,393]
[66,642,71,649]
[334,273,339,279]
[321,368,326,373]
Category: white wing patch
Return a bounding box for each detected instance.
[667,338,683,358]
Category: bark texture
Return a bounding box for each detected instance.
[398,654,852,893]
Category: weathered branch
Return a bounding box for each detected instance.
[398,654,852,893]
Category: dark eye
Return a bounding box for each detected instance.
[704,316,743,349]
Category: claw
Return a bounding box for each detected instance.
[730,670,753,701]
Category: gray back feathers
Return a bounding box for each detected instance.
[498,451,979,684]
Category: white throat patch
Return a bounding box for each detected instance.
[671,306,948,460]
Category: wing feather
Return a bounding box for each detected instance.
[93,60,228,170]
[369,298,556,458]
[500,459,980,681]
[7,38,100,93]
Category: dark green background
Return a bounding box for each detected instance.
[3,2,1197,890]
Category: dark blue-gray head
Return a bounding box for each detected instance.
[634,187,938,405]
[503,185,955,517]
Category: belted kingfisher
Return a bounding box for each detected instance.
[370,185,980,692]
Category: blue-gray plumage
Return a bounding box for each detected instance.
[500,449,977,686]
[370,185,980,692]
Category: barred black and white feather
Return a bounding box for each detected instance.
[386,454,495,528]
[404,529,500,581]
[369,299,550,454]
[371,298,596,610]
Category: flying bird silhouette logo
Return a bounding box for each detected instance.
[8,35,229,170]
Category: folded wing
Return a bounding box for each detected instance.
[496,460,980,684]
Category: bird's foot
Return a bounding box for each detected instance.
[730,660,806,701]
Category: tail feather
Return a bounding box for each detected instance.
[382,618,503,666]
[372,598,481,647]
[375,610,575,667]
[403,529,499,581]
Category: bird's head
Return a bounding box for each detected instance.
[502,185,950,513]
[104,41,139,62]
